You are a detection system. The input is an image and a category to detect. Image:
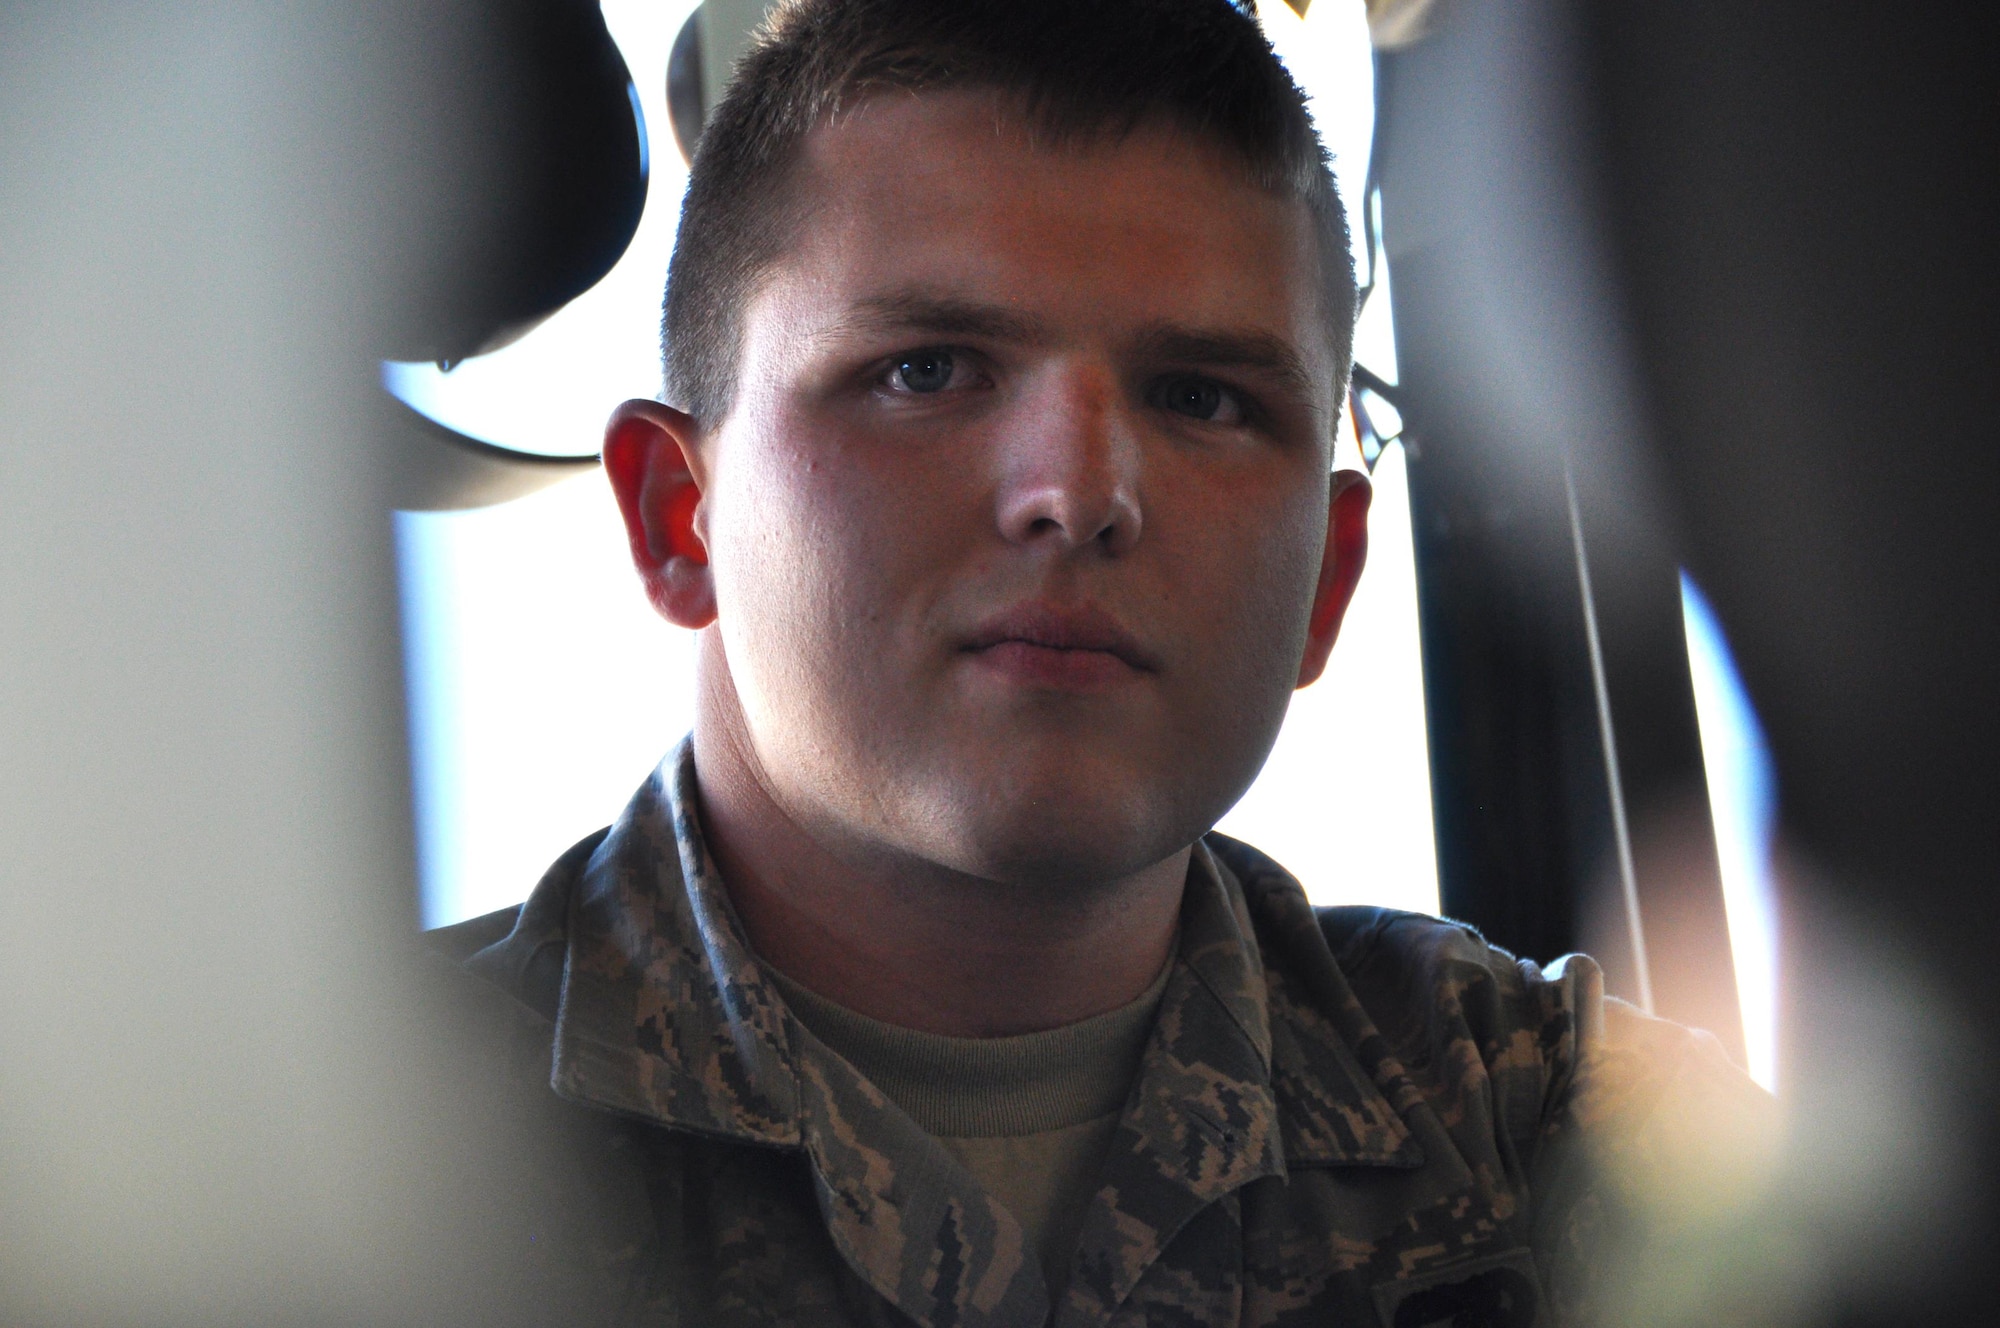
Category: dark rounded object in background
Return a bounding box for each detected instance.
[377,0,649,365]
[668,5,707,166]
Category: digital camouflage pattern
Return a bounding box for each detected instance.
[426,739,1776,1327]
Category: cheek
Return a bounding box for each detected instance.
[1256,495,1333,630]
[709,448,849,662]
[1162,484,1324,790]
[703,421,970,698]
[1167,472,1327,662]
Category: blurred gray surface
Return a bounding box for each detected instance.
[1,6,474,1321]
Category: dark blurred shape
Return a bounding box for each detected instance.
[1381,0,1999,1320]
[1588,1,2000,1319]
[669,6,707,166]
[377,0,648,364]
[1586,0,2000,968]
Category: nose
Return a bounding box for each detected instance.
[993,363,1143,557]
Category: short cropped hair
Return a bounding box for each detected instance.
[661,0,1354,428]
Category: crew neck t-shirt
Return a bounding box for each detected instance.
[764,961,1172,1297]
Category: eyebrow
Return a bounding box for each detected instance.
[1128,324,1319,399]
[830,293,1049,345]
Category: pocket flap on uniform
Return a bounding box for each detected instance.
[1370,1248,1542,1328]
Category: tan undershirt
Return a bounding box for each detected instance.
[767,960,1172,1296]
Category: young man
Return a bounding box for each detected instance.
[428,1,1772,1324]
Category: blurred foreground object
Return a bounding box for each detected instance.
[1594,1,2000,1318]
[1380,0,1998,1322]
[0,4,640,1323]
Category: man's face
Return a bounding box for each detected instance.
[690,90,1346,889]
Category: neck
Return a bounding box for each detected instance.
[689,651,1188,1039]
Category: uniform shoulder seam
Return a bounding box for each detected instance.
[423,902,526,964]
[1316,904,1505,973]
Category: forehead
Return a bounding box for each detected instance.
[761,88,1332,373]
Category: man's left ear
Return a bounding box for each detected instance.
[1296,469,1372,688]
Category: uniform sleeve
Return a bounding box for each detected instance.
[1525,955,1786,1328]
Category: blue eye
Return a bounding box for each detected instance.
[1168,379,1221,418]
[895,349,955,393]
[1156,375,1243,423]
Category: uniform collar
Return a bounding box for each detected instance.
[548,737,800,1145]
[1210,834,1432,1171]
[510,739,1428,1327]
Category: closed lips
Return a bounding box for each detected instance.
[961,604,1158,672]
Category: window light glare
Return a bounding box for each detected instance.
[1681,573,1781,1091]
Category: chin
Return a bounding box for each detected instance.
[904,752,1222,890]
[952,820,1172,893]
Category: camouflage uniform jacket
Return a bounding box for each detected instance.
[427,740,1768,1327]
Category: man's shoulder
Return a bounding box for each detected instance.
[421,827,611,1023]
[1208,834,1778,1256]
[1317,899,1592,1044]
[1208,829,1639,1161]
[1206,830,1574,1030]
[1313,899,1520,983]
[425,903,525,964]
